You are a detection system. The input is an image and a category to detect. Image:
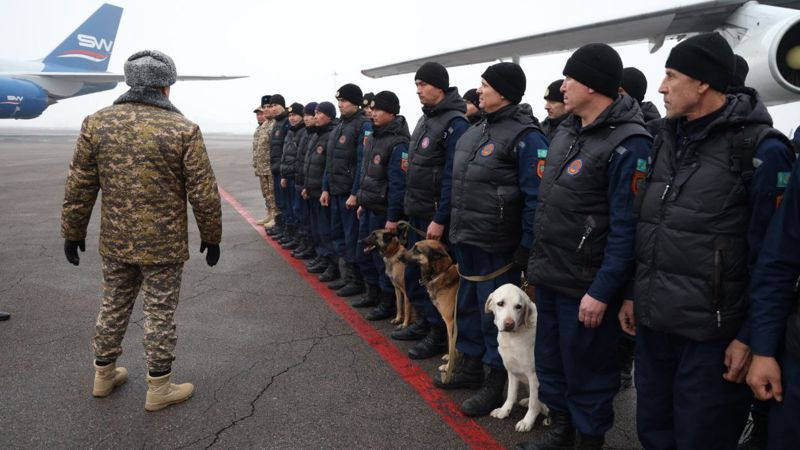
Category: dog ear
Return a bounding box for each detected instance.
[519,298,529,327]
[383,231,396,242]
[428,246,448,261]
[484,293,495,314]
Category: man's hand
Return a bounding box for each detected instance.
[357,206,363,220]
[280,178,288,188]
[512,246,530,271]
[427,221,444,240]
[64,239,86,266]
[320,191,330,207]
[200,242,220,267]
[578,293,607,328]
[747,355,784,401]
[385,221,398,233]
[346,194,357,209]
[723,339,752,383]
[618,300,636,336]
[301,188,309,200]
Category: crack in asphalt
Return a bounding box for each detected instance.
[172,337,324,450]
[0,273,25,295]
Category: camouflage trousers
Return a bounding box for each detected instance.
[259,174,277,213]
[93,257,184,373]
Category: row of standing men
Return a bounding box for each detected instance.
[250,33,800,450]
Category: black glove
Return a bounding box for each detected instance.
[64,239,85,266]
[512,246,530,272]
[200,242,220,267]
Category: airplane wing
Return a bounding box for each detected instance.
[362,0,800,78]
[0,73,247,82]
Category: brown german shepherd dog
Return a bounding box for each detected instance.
[361,229,414,328]
[401,239,460,381]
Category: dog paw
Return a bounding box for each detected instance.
[515,419,534,432]
[438,364,447,372]
[389,318,401,325]
[441,354,449,361]
[519,397,529,407]
[490,408,510,419]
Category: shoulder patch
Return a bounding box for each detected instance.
[364,130,372,136]
[636,158,648,173]
[753,157,764,169]
[537,149,548,159]
[401,151,409,173]
[778,171,791,188]
[517,140,526,149]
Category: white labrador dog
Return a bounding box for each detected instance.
[485,283,548,432]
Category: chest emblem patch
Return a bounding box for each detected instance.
[421,136,430,149]
[566,159,583,176]
[338,135,347,144]
[372,154,381,165]
[481,143,495,157]
[316,145,324,154]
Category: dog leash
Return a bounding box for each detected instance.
[396,220,427,245]
[457,262,514,282]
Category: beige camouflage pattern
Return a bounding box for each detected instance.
[259,175,276,212]
[93,256,183,372]
[253,118,274,176]
[61,103,222,265]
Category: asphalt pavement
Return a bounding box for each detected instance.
[0,130,641,449]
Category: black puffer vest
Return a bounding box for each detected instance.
[635,92,787,341]
[358,116,410,214]
[294,127,313,188]
[270,112,289,170]
[303,121,335,198]
[529,95,649,299]
[326,110,369,196]
[280,122,305,179]
[450,103,541,254]
[404,88,467,220]
[541,114,567,142]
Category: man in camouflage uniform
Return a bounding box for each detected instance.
[253,94,277,226]
[61,50,222,412]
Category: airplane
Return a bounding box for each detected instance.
[362,0,800,106]
[0,3,245,120]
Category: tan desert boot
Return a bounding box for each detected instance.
[144,372,194,411]
[254,215,271,225]
[93,361,128,397]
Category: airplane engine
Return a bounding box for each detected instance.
[0,78,50,119]
[725,3,800,105]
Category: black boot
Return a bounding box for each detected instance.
[391,313,429,341]
[460,367,507,417]
[366,290,397,320]
[408,324,447,360]
[618,336,635,391]
[0,311,9,321]
[738,410,768,450]
[296,238,316,259]
[433,353,484,389]
[318,257,340,282]
[516,410,576,450]
[306,256,327,274]
[352,283,380,308]
[327,261,349,290]
[576,433,604,450]
[291,236,310,258]
[336,264,365,297]
[278,224,295,245]
[306,254,322,267]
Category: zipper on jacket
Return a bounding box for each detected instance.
[499,193,505,222]
[714,249,723,328]
[576,224,593,252]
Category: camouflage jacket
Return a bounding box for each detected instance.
[61,103,222,265]
[253,118,274,176]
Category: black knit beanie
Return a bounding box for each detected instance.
[414,62,449,91]
[261,95,271,107]
[316,101,337,120]
[544,79,564,102]
[665,33,734,93]
[563,43,622,99]
[731,55,749,88]
[462,88,480,108]
[269,94,286,107]
[288,102,304,116]
[371,90,400,114]
[303,102,318,116]
[336,83,363,106]
[362,92,375,109]
[621,67,648,103]
[481,62,526,104]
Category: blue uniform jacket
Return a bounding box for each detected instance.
[517,128,548,250]
[749,157,800,356]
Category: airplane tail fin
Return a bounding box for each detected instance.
[42,3,123,72]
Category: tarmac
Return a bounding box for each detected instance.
[0,130,641,449]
